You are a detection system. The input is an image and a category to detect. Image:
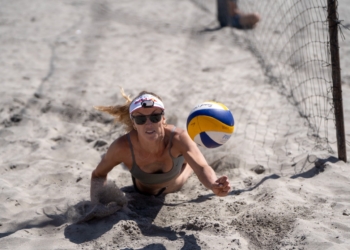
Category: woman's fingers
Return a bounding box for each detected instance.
[215,176,229,187]
[212,176,231,196]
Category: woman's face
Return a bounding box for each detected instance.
[131,107,165,141]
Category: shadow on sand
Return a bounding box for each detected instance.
[63,187,201,249]
[290,155,339,179]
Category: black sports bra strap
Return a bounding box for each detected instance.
[127,134,136,162]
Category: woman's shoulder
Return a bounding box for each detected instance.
[99,133,131,165]
[165,125,185,137]
[109,133,131,152]
[167,126,200,155]
[166,125,191,144]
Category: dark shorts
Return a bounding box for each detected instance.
[217,0,240,27]
[231,14,244,29]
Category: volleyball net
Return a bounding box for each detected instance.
[219,0,347,161]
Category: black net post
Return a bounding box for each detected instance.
[328,0,347,162]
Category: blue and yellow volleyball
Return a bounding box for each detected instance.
[186,101,234,148]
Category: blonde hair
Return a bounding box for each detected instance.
[94,88,163,132]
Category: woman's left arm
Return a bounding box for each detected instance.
[176,130,231,196]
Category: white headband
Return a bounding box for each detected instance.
[129,94,165,115]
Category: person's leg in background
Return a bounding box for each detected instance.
[217,0,260,29]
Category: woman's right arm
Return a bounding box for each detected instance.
[90,138,124,204]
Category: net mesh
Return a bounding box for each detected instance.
[239,0,335,151]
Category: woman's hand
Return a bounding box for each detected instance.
[211,176,231,197]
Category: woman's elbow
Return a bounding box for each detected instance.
[91,169,107,179]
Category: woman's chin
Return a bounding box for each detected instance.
[142,131,159,140]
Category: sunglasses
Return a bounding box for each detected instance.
[132,112,164,125]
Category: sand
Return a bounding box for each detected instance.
[0,0,349,249]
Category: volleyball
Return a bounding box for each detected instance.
[186,101,235,148]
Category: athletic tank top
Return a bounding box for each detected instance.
[127,127,185,185]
